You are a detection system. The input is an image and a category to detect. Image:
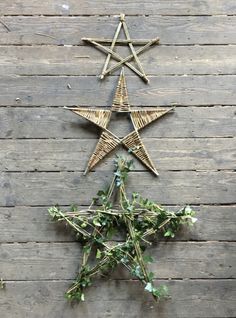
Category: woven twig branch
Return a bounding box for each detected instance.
[122,131,158,176]
[85,130,120,174]
[111,68,130,112]
[66,107,111,129]
[131,108,173,130]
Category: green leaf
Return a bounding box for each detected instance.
[93,218,102,227]
[70,204,78,212]
[0,278,5,289]
[164,229,175,238]
[96,249,102,259]
[148,271,154,281]
[145,282,153,293]
[83,245,91,254]
[152,285,169,298]
[80,293,85,301]
[132,192,139,199]
[97,190,106,196]
[143,255,154,264]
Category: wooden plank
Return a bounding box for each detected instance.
[0,106,235,139]
[1,45,236,76]
[1,205,235,243]
[0,280,235,318]
[1,138,235,172]
[1,75,236,106]
[0,16,236,45]
[0,242,234,280]
[0,171,235,206]
[1,0,236,15]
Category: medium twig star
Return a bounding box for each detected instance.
[65,69,173,176]
[82,13,159,83]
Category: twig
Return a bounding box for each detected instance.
[74,56,90,58]
[35,33,57,40]
[0,19,11,32]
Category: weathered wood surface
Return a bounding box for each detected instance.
[0,1,235,317]
[0,106,235,138]
[0,280,235,318]
[0,242,235,280]
[1,138,235,171]
[1,0,236,15]
[1,75,236,106]
[1,45,236,76]
[0,205,235,243]
[0,171,235,206]
[0,16,236,45]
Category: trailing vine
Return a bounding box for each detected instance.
[48,156,197,302]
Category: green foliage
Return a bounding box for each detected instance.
[0,278,5,289]
[48,155,197,302]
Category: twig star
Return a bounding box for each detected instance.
[65,69,173,176]
[82,13,159,83]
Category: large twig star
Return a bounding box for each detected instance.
[49,157,196,301]
[65,68,173,176]
[82,13,159,83]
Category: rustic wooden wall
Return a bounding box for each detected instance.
[0,1,235,317]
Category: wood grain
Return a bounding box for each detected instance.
[1,0,236,15]
[1,205,235,243]
[1,75,236,106]
[0,16,236,45]
[1,138,235,171]
[0,106,235,139]
[1,45,236,76]
[0,280,235,318]
[0,242,234,280]
[0,171,235,206]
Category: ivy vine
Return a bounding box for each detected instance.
[48,156,197,302]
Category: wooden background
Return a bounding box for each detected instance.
[0,1,236,317]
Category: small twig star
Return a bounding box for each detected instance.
[82,13,159,83]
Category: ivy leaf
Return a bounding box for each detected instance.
[70,204,78,212]
[83,245,91,254]
[96,249,102,259]
[143,255,154,264]
[145,282,153,293]
[97,190,106,196]
[148,271,155,281]
[93,218,102,227]
[191,217,198,224]
[185,205,192,214]
[164,229,175,238]
[152,285,169,298]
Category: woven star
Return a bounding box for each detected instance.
[82,13,159,83]
[66,69,173,176]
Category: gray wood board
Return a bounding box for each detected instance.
[1,45,236,76]
[1,138,235,171]
[0,205,235,243]
[0,16,236,45]
[1,75,236,106]
[0,280,235,318]
[0,242,235,280]
[0,106,235,139]
[0,2,235,317]
[0,171,235,206]
[1,0,236,15]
